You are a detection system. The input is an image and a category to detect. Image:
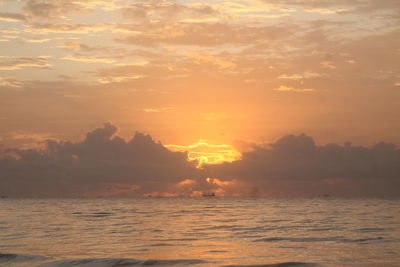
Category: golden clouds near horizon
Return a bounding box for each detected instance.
[166,140,240,166]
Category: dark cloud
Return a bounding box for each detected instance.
[205,134,400,197]
[0,123,199,197]
[1,126,399,198]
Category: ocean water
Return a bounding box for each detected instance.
[0,198,399,267]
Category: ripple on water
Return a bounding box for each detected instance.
[254,236,388,244]
[72,212,115,218]
[353,227,392,233]
[0,253,48,264]
[223,262,319,267]
[0,198,399,266]
[42,258,208,267]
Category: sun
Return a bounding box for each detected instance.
[165,140,240,167]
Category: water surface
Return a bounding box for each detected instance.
[0,198,399,266]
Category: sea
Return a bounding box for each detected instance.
[0,197,399,267]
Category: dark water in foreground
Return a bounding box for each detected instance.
[0,198,399,266]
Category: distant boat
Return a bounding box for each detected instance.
[202,192,215,197]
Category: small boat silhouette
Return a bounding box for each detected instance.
[202,192,215,197]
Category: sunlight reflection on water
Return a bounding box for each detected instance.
[0,197,399,266]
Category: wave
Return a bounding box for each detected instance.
[1,254,208,267]
[0,254,317,267]
[72,212,115,218]
[254,237,338,242]
[0,253,48,264]
[45,259,316,267]
[254,236,388,243]
[42,258,207,267]
[223,262,318,267]
[353,227,392,233]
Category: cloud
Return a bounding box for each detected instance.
[345,59,356,64]
[61,54,116,64]
[320,61,336,69]
[186,51,236,69]
[205,134,400,197]
[120,3,184,23]
[166,140,240,166]
[2,126,399,198]
[0,77,24,88]
[0,131,56,150]
[23,38,51,43]
[273,85,315,92]
[0,122,200,197]
[278,72,322,80]
[263,0,400,14]
[304,8,349,15]
[120,2,219,24]
[0,0,399,199]
[73,0,119,11]
[0,12,26,22]
[60,41,106,52]
[27,22,112,34]
[97,75,144,84]
[21,0,119,21]
[116,22,294,47]
[22,0,81,20]
[0,56,51,70]
[220,1,293,14]
[93,62,174,85]
[143,107,174,113]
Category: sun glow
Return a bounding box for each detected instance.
[166,140,240,166]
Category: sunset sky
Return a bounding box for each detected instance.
[1,0,399,149]
[0,0,399,197]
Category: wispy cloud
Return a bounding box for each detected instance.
[320,61,336,69]
[0,76,24,87]
[143,107,174,113]
[278,72,322,80]
[62,54,115,64]
[0,56,51,70]
[98,74,144,84]
[27,23,112,34]
[0,12,26,22]
[273,85,315,92]
[304,8,349,14]
[186,51,236,69]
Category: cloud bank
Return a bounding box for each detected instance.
[206,134,400,197]
[0,123,200,197]
[1,124,399,198]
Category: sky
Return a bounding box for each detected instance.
[0,0,399,197]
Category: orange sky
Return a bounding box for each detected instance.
[1,0,400,151]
